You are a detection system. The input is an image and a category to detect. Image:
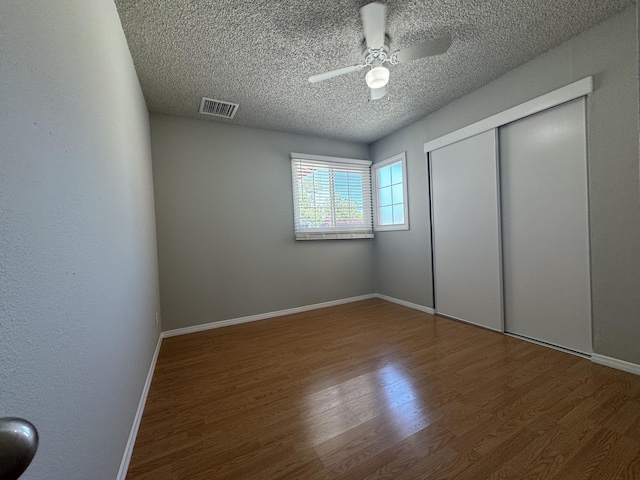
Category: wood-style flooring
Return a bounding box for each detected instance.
[126,299,640,479]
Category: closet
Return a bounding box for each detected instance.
[426,79,593,354]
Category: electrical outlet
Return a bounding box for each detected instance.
[155,312,159,327]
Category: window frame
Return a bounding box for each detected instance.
[372,152,409,232]
[291,152,374,240]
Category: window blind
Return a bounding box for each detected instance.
[291,153,374,240]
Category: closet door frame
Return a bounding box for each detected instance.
[424,77,593,336]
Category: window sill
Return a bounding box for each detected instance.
[295,232,374,240]
[373,225,409,232]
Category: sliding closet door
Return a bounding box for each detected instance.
[430,130,503,331]
[500,98,592,353]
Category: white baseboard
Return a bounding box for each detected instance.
[591,354,640,376]
[117,332,163,480]
[161,294,377,338]
[374,293,435,314]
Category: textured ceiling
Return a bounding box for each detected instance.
[114,0,634,144]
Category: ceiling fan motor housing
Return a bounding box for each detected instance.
[362,34,392,66]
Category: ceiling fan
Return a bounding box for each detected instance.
[308,2,451,101]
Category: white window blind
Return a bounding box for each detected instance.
[291,153,374,240]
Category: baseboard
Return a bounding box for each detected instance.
[591,354,640,376]
[116,332,163,480]
[374,293,435,314]
[161,294,377,338]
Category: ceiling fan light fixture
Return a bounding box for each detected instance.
[365,65,390,89]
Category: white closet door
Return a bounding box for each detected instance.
[500,98,592,354]
[430,129,503,331]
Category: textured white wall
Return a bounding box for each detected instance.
[0,1,161,478]
[370,7,640,364]
[151,115,373,331]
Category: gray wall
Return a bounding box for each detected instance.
[1,1,161,478]
[151,115,373,331]
[370,7,640,364]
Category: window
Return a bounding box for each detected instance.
[372,152,409,231]
[291,153,373,240]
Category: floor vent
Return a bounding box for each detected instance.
[199,98,239,119]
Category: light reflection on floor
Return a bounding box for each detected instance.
[301,362,434,445]
[378,363,431,438]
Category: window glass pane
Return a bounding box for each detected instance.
[379,186,392,207]
[372,153,408,231]
[391,161,403,185]
[379,165,391,188]
[380,206,393,225]
[391,184,403,205]
[393,204,405,224]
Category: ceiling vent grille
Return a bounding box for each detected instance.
[199,97,239,119]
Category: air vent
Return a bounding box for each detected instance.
[199,97,239,119]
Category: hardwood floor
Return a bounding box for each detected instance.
[126,299,640,479]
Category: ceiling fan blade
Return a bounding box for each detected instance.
[308,64,362,84]
[360,2,387,49]
[394,36,452,63]
[370,85,387,101]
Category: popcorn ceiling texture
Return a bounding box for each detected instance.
[115,0,634,143]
